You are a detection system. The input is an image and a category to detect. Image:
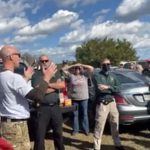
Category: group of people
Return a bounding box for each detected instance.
[119,60,150,78]
[0,45,126,150]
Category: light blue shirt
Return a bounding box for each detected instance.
[0,70,33,119]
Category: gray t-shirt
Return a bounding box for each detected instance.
[68,74,89,100]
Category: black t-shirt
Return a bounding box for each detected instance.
[32,70,62,104]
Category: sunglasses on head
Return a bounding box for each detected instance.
[40,60,49,63]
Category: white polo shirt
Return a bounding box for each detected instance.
[0,70,33,119]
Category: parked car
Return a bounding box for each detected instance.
[94,68,150,125]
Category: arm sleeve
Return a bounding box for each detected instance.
[25,79,48,102]
[109,75,120,93]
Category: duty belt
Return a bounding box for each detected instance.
[97,97,114,105]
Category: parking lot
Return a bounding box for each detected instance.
[30,121,150,150]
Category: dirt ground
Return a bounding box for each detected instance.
[30,121,150,150]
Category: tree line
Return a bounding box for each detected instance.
[21,37,138,68]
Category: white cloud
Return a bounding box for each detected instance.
[27,45,77,63]
[17,10,79,36]
[4,10,80,44]
[116,0,150,21]
[0,0,30,19]
[0,17,29,33]
[5,17,150,62]
[1,0,150,62]
[31,0,49,14]
[70,19,84,29]
[0,0,31,34]
[55,0,98,7]
[59,27,88,45]
[89,20,150,50]
[55,0,80,7]
[4,35,46,44]
[94,9,110,16]
[59,20,150,57]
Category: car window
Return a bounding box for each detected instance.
[113,71,150,84]
[113,73,138,84]
[126,72,150,82]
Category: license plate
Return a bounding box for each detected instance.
[144,94,150,101]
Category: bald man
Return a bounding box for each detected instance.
[0,45,57,150]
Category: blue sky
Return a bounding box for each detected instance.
[0,0,150,63]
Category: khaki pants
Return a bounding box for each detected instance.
[0,121,30,150]
[94,101,121,150]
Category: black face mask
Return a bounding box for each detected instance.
[102,64,111,72]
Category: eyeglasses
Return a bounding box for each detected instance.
[40,60,49,63]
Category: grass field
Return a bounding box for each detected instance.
[31,121,150,150]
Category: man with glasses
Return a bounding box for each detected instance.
[32,54,65,150]
[0,45,57,150]
[93,58,124,150]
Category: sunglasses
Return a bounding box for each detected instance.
[40,60,49,63]
[8,53,21,58]
[75,67,81,70]
[103,63,111,65]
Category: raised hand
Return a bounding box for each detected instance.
[24,66,34,81]
[42,62,57,83]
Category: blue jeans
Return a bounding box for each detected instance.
[72,99,89,133]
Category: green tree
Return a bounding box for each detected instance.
[75,38,138,67]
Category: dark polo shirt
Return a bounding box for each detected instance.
[32,70,62,104]
[94,71,120,101]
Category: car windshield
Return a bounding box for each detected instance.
[113,71,150,84]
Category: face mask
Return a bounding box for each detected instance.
[102,63,110,72]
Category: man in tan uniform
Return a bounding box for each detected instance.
[93,58,124,150]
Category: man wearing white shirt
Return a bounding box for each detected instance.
[0,45,57,150]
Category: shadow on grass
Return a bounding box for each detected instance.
[63,136,135,150]
[120,132,150,150]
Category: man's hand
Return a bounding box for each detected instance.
[24,66,34,81]
[98,84,110,91]
[42,62,57,83]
